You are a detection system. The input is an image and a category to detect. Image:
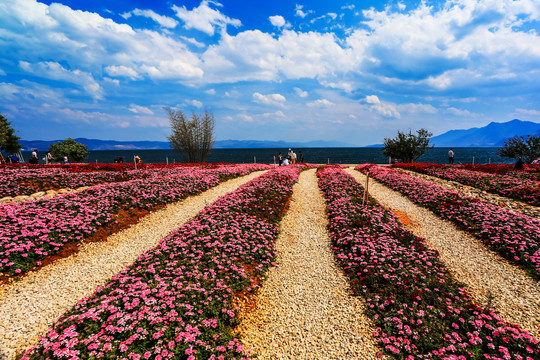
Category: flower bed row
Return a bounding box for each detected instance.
[356,164,540,279]
[19,165,305,360]
[460,164,540,179]
[0,164,240,198]
[0,164,271,276]
[318,165,538,359]
[394,163,540,206]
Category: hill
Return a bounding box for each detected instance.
[430,119,540,147]
[19,138,352,151]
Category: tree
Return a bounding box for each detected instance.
[497,135,540,164]
[0,113,22,154]
[49,138,88,163]
[166,108,215,163]
[382,128,433,163]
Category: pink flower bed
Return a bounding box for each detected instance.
[0,164,271,276]
[356,164,540,279]
[394,164,540,206]
[318,165,539,359]
[19,165,304,360]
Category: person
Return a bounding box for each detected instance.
[135,155,142,164]
[45,151,54,165]
[278,152,283,166]
[63,155,68,164]
[29,149,38,164]
[282,157,289,166]
[299,151,304,163]
[515,159,524,170]
[291,151,297,164]
[532,158,540,164]
[10,154,19,163]
[288,148,293,162]
[448,148,455,164]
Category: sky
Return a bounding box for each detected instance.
[1,0,539,146]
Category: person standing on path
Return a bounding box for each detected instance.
[448,149,455,164]
[278,152,283,166]
[299,151,304,163]
[291,151,297,164]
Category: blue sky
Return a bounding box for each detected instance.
[1,0,539,145]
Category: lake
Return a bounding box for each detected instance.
[20,147,513,165]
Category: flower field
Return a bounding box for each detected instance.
[0,164,271,276]
[18,165,304,360]
[318,165,539,359]
[0,163,241,198]
[394,163,540,206]
[356,164,540,280]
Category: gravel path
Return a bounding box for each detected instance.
[0,170,267,360]
[239,169,381,360]
[345,168,540,339]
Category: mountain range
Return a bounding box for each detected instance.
[19,119,540,150]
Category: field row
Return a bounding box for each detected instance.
[357,164,540,280]
[0,164,271,276]
[395,163,540,206]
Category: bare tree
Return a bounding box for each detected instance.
[166,108,215,163]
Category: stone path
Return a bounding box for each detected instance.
[239,169,381,359]
[0,171,266,360]
[346,168,540,339]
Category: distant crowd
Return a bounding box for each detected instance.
[277,148,304,166]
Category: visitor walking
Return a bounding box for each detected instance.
[46,152,54,165]
[30,149,38,164]
[278,152,283,166]
[299,151,304,163]
[448,149,455,164]
[291,151,297,164]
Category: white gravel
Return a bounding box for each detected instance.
[345,168,540,339]
[239,169,382,360]
[0,170,267,360]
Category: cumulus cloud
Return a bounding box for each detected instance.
[365,95,400,118]
[253,92,286,107]
[516,108,540,116]
[205,89,216,95]
[172,0,241,36]
[307,99,334,107]
[19,61,103,99]
[445,107,480,117]
[189,100,203,108]
[121,9,178,28]
[128,104,154,115]
[398,103,438,114]
[269,15,290,29]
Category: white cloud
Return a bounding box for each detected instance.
[295,4,312,18]
[253,92,286,107]
[121,9,178,28]
[19,61,103,99]
[365,95,400,118]
[262,110,286,118]
[105,65,140,80]
[239,114,254,122]
[516,108,540,116]
[189,100,203,108]
[398,103,438,114]
[269,15,290,28]
[294,87,308,97]
[445,107,480,117]
[128,104,154,115]
[307,99,334,107]
[0,68,6,76]
[172,0,241,36]
[205,88,216,95]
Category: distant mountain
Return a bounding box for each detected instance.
[367,119,540,147]
[19,138,352,151]
[430,119,540,147]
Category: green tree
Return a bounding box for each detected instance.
[0,113,22,154]
[49,138,88,163]
[497,135,540,164]
[166,108,215,163]
[382,128,433,163]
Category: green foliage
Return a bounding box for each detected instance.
[0,112,22,154]
[49,138,88,163]
[166,108,215,163]
[497,134,540,164]
[382,128,433,163]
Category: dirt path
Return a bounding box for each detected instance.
[239,169,381,360]
[346,168,540,339]
[0,170,267,360]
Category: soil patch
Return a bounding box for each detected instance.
[392,209,419,228]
